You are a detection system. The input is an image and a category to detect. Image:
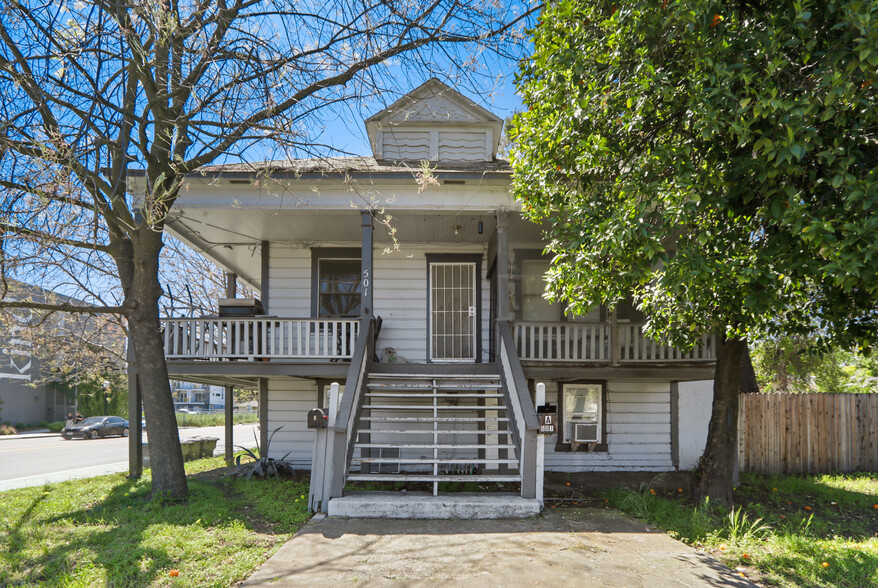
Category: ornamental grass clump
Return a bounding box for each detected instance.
[227,426,296,480]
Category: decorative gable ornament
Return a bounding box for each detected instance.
[365,78,503,164]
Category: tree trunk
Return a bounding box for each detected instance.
[694,336,747,505]
[125,229,188,497]
[740,344,760,394]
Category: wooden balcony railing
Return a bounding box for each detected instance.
[513,322,611,362]
[162,317,360,361]
[513,321,715,363]
[617,323,715,362]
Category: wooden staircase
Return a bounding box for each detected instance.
[346,372,522,495]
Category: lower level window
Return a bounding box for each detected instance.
[562,384,602,444]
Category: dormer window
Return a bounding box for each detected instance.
[365,79,503,164]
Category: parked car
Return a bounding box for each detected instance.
[62,416,129,440]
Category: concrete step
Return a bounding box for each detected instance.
[327,492,540,519]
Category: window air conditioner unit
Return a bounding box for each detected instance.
[572,422,600,444]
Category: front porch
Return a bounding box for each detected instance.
[161,316,715,368]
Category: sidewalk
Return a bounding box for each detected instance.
[243,508,756,587]
[0,429,55,440]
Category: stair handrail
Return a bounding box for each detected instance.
[326,317,374,498]
[498,320,540,499]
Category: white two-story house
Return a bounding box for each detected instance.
[149,79,716,517]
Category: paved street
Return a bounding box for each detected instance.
[0,423,259,491]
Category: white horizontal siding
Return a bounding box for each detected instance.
[266,378,319,468]
[267,246,310,317]
[373,247,490,363]
[544,380,674,472]
[264,244,490,363]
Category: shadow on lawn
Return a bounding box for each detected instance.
[8,471,276,586]
[734,473,878,540]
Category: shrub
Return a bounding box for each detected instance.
[47,421,64,432]
[0,424,17,435]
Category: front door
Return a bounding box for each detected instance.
[429,261,477,362]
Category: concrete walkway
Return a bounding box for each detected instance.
[243,508,756,587]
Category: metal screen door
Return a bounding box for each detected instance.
[430,262,477,361]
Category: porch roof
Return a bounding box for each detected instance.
[186,156,511,177]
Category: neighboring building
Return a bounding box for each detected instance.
[143,79,716,516]
[0,281,97,425]
[171,381,226,412]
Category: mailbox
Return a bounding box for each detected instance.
[307,408,328,429]
[537,404,556,435]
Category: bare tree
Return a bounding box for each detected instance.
[0,0,536,496]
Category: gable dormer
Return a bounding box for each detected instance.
[365,79,504,164]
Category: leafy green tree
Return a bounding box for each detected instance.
[513,0,878,503]
[753,337,878,394]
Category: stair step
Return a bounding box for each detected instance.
[356,429,513,436]
[362,404,507,411]
[365,392,505,398]
[351,457,519,465]
[367,384,502,390]
[346,474,521,483]
[355,443,517,450]
[368,373,501,380]
[361,416,509,423]
[327,493,540,519]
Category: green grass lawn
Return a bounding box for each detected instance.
[175,412,258,428]
[601,472,878,588]
[0,456,310,587]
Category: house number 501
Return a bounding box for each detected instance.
[362,269,369,297]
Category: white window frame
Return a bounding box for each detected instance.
[561,383,603,445]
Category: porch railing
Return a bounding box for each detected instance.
[162,317,360,361]
[498,321,540,500]
[513,321,715,363]
[513,322,610,362]
[618,323,715,362]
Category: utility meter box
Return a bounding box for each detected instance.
[537,404,556,435]
[307,408,327,429]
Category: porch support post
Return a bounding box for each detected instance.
[496,210,511,357]
[361,210,373,318]
[610,308,620,365]
[260,241,270,313]
[224,385,234,465]
[127,338,143,479]
[224,273,236,464]
[259,377,268,450]
[225,273,237,298]
[496,211,510,322]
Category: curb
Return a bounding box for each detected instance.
[0,431,59,441]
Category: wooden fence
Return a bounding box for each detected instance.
[738,393,878,474]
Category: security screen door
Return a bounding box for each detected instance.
[430,262,477,361]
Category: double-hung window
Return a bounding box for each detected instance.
[312,248,362,318]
